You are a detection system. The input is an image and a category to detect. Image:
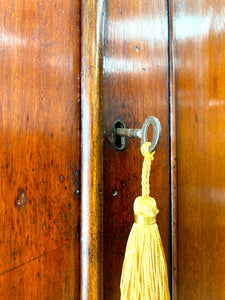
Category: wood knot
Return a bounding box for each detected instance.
[16,191,28,208]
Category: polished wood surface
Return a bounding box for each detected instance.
[81,0,104,299]
[0,1,81,299]
[175,2,225,299]
[5,1,225,298]
[103,0,171,298]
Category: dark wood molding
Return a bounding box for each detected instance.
[168,0,177,299]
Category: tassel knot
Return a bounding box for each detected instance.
[134,196,159,218]
[141,142,155,161]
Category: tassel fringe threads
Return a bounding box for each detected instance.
[120,142,170,300]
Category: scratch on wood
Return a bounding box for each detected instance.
[0,243,70,276]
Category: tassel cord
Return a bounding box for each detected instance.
[141,143,154,198]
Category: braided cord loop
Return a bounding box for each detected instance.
[141,142,154,197]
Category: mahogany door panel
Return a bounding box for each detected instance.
[0,1,81,299]
[175,1,225,299]
[103,0,171,298]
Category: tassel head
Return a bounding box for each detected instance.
[134,196,159,219]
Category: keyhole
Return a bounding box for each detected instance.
[113,119,127,151]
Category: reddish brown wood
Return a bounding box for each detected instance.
[81,0,104,299]
[175,1,225,299]
[0,1,81,298]
[103,0,171,298]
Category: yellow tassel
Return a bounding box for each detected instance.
[120,142,170,300]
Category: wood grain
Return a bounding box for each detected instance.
[0,0,81,299]
[103,0,171,298]
[175,1,225,299]
[81,0,104,299]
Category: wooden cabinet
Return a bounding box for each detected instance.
[0,1,81,298]
[175,1,225,299]
[0,0,225,299]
